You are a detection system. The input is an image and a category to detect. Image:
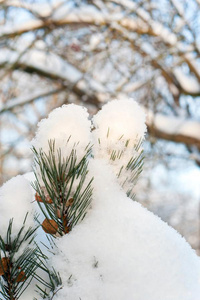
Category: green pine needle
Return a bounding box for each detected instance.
[32,140,93,236]
[0,216,40,300]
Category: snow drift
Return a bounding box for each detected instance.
[0,99,200,300]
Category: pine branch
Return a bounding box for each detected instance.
[33,246,62,300]
[32,140,93,237]
[31,139,93,299]
[108,137,145,199]
[0,216,39,300]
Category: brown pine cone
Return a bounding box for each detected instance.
[66,198,74,207]
[16,270,26,282]
[35,192,53,204]
[0,257,9,276]
[63,217,70,234]
[56,208,62,219]
[42,218,58,234]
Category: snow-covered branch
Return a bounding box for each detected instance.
[0,48,103,112]
[0,8,162,40]
[1,0,200,179]
[0,88,64,114]
[0,49,83,82]
[1,45,199,150]
[146,110,200,150]
[1,2,200,97]
[0,3,188,49]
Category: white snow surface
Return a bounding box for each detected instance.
[92,99,146,196]
[51,159,200,300]
[32,104,92,164]
[30,99,200,300]
[93,99,146,155]
[146,109,200,140]
[174,68,200,94]
[0,49,83,83]
[2,100,200,299]
[0,175,35,240]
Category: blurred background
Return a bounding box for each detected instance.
[0,0,200,252]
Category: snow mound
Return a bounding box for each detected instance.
[51,160,200,300]
[93,99,146,197]
[5,99,199,300]
[0,176,35,240]
[32,104,91,163]
[93,99,146,155]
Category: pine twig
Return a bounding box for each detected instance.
[32,139,93,236]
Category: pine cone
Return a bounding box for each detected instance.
[35,192,53,204]
[66,198,74,207]
[42,218,58,234]
[63,217,70,234]
[16,270,26,282]
[56,208,62,219]
[45,194,53,204]
[0,257,9,276]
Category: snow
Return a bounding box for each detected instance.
[32,104,92,164]
[24,50,82,83]
[0,5,106,38]
[0,175,35,240]
[0,171,55,300]
[171,0,185,16]
[2,100,200,299]
[146,109,200,140]
[53,4,105,23]
[113,0,177,45]
[2,0,63,18]
[93,99,146,151]
[174,69,200,94]
[0,20,43,36]
[92,99,146,197]
[0,0,196,60]
[31,99,200,299]
[151,21,177,45]
[0,88,54,113]
[0,49,83,83]
[0,47,108,99]
[123,79,150,93]
[89,33,102,50]
[51,159,200,300]
[183,53,200,80]
[180,120,200,139]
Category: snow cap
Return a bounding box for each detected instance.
[92,98,146,154]
[0,176,35,240]
[32,104,92,163]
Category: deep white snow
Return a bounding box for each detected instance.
[0,175,35,240]
[51,159,200,300]
[93,99,146,152]
[38,99,200,300]
[32,104,92,164]
[92,99,146,197]
[1,99,200,300]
